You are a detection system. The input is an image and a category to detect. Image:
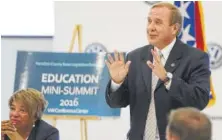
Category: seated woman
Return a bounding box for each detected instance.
[1,88,59,140]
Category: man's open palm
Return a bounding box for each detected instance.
[105,51,131,84]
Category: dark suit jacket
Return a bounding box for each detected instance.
[4,120,59,140]
[106,39,210,140]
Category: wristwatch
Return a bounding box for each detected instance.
[163,72,173,83]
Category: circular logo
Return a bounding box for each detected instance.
[144,1,161,5]
[207,42,222,69]
[84,42,108,53]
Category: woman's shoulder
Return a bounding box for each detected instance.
[33,120,59,140]
[37,120,58,132]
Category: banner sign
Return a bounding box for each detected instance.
[14,51,120,117]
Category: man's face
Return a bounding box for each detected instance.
[147,7,177,48]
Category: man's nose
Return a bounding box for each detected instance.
[147,22,155,32]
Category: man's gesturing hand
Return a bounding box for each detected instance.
[147,48,167,81]
[105,51,131,84]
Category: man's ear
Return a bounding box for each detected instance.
[167,131,180,140]
[172,23,180,36]
[171,133,180,140]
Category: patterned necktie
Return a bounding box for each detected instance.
[144,51,163,140]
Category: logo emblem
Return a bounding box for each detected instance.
[207,42,222,69]
[144,1,161,5]
[171,63,175,67]
[84,42,108,53]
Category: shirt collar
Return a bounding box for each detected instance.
[154,38,176,60]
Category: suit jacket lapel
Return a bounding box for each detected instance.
[155,39,183,91]
[141,45,153,95]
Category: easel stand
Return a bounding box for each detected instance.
[43,24,98,140]
[80,119,88,140]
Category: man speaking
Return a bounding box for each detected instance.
[105,2,210,140]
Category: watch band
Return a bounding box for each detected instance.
[163,76,170,83]
[163,72,172,83]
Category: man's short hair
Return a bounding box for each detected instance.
[167,107,211,140]
[151,2,183,35]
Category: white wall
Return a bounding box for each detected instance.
[53,1,149,53]
[2,0,54,36]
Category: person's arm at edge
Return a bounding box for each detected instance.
[105,53,131,108]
